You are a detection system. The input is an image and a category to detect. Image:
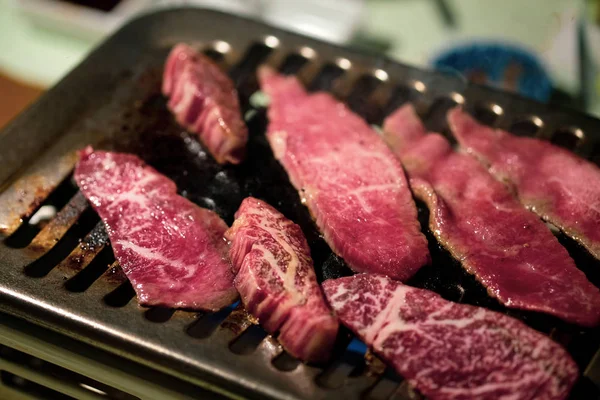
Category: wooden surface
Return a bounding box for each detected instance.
[0,73,44,129]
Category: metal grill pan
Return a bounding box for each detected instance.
[0,8,599,400]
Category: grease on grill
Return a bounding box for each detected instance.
[5,176,79,248]
[24,207,100,277]
[43,220,108,281]
[102,262,128,284]
[65,246,115,292]
[221,304,256,337]
[24,192,89,255]
[363,350,387,377]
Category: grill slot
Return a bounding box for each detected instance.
[54,222,108,277]
[309,64,346,92]
[316,351,364,389]
[472,102,502,126]
[103,280,136,308]
[592,144,600,167]
[23,207,100,278]
[279,53,309,75]
[551,127,586,151]
[4,211,52,251]
[507,116,543,137]
[229,324,268,355]
[382,84,422,119]
[27,192,89,254]
[144,308,176,324]
[271,351,300,372]
[346,75,381,113]
[64,246,115,293]
[186,308,235,340]
[365,371,405,400]
[203,48,226,65]
[4,177,79,249]
[557,233,600,288]
[230,43,273,107]
[1,8,600,399]
[423,96,460,141]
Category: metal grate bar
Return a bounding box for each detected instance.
[27,192,89,255]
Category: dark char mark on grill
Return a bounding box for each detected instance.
[64,245,115,292]
[23,207,100,277]
[5,175,79,249]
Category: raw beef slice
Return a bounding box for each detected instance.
[323,274,578,400]
[382,104,600,327]
[163,43,247,164]
[258,67,429,281]
[449,107,600,260]
[74,147,237,310]
[226,197,338,362]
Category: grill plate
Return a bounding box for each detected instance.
[1,8,599,399]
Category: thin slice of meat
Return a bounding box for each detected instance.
[258,67,429,281]
[448,107,600,260]
[162,43,247,164]
[225,197,338,363]
[382,104,600,326]
[323,274,578,400]
[74,147,237,310]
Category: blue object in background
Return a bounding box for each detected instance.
[347,337,368,355]
[227,300,241,310]
[431,41,552,102]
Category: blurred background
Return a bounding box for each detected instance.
[1,0,600,128]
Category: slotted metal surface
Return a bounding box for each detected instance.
[1,8,600,400]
